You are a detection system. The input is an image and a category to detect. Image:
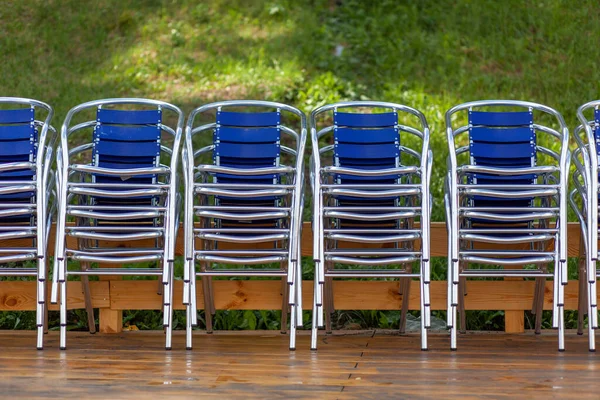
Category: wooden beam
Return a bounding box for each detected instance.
[0,281,109,311]
[80,280,592,311]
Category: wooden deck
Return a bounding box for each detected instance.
[0,331,598,399]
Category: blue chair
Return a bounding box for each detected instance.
[51,98,183,350]
[183,100,306,350]
[571,100,600,351]
[445,100,569,351]
[310,101,432,350]
[0,97,56,349]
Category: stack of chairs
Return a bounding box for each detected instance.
[183,100,306,350]
[0,97,56,349]
[310,101,432,350]
[571,100,600,352]
[444,100,570,351]
[51,98,183,350]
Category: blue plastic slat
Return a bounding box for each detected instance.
[335,143,399,159]
[97,109,161,125]
[96,124,160,142]
[0,170,35,179]
[219,159,277,169]
[469,111,532,127]
[471,157,533,167]
[216,175,277,184]
[96,161,155,170]
[95,140,160,158]
[217,111,280,127]
[337,176,398,184]
[216,142,279,159]
[470,127,533,143]
[0,124,35,140]
[471,173,536,182]
[95,176,154,185]
[0,140,34,156]
[334,127,398,144]
[470,142,534,159]
[216,127,280,143]
[98,156,156,168]
[0,108,34,124]
[334,112,397,128]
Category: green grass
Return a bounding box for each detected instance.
[1,0,599,331]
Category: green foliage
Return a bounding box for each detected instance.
[1,0,598,332]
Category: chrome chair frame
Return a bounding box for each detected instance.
[571,100,600,351]
[183,100,306,350]
[0,97,56,349]
[445,100,570,351]
[310,101,433,350]
[51,98,183,350]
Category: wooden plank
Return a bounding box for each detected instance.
[0,281,109,311]
[5,222,585,257]
[0,331,597,399]
[0,279,592,312]
[105,280,592,311]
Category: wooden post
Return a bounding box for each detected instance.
[504,265,525,333]
[98,263,122,333]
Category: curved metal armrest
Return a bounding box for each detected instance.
[70,164,170,176]
[457,165,558,176]
[196,165,294,176]
[0,162,34,173]
[322,166,419,177]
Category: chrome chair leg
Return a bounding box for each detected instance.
[458,275,467,334]
[310,274,320,350]
[280,277,289,334]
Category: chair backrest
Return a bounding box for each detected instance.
[0,107,37,207]
[213,110,281,185]
[93,108,162,185]
[0,107,36,177]
[468,110,536,186]
[333,110,399,185]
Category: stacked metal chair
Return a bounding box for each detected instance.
[444,100,569,351]
[310,101,432,350]
[571,100,600,352]
[183,100,306,350]
[51,98,183,350]
[0,97,56,349]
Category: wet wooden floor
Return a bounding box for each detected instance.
[0,330,597,399]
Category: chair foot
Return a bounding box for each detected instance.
[421,348,428,352]
[311,347,317,351]
[166,347,172,351]
[186,347,192,350]
[450,348,457,351]
[577,331,584,336]
[37,347,43,351]
[558,348,565,352]
[60,347,66,350]
[289,347,296,351]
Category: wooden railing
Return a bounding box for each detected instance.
[0,222,592,334]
